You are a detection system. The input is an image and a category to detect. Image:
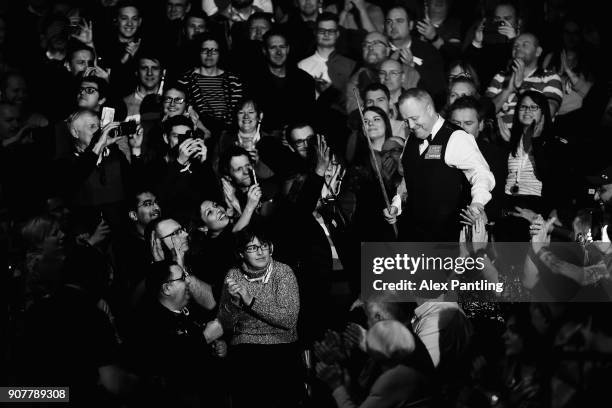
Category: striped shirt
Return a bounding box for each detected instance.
[178,70,243,127]
[505,141,542,197]
[486,68,563,129]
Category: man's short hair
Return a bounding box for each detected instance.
[398,88,434,107]
[145,260,177,299]
[134,50,163,67]
[66,40,94,61]
[129,188,155,212]
[262,28,288,48]
[362,82,391,102]
[316,11,339,26]
[185,10,208,23]
[386,3,416,23]
[80,75,108,100]
[248,11,272,27]
[284,121,313,143]
[116,0,141,15]
[219,145,251,177]
[448,95,485,121]
[162,115,193,135]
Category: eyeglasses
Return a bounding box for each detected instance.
[79,86,99,95]
[201,48,220,55]
[160,226,187,240]
[166,270,187,283]
[292,134,314,147]
[363,40,388,49]
[518,104,540,112]
[163,96,185,105]
[378,70,402,79]
[137,199,159,208]
[317,28,338,36]
[363,116,383,126]
[244,242,270,253]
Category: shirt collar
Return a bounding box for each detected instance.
[243,261,273,284]
[430,115,444,140]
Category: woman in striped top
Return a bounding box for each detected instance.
[178,33,244,133]
[502,90,559,240]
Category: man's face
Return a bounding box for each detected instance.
[595,184,612,206]
[200,200,229,232]
[265,35,289,68]
[68,50,94,75]
[289,125,314,158]
[200,39,220,68]
[362,32,389,66]
[133,192,161,227]
[157,219,189,253]
[117,6,141,40]
[137,58,162,90]
[316,20,338,48]
[378,60,403,94]
[163,89,187,117]
[494,4,517,28]
[72,112,100,147]
[164,264,190,306]
[248,18,270,41]
[228,154,253,188]
[399,97,436,140]
[450,108,481,138]
[512,34,541,64]
[385,7,412,42]
[364,89,391,115]
[166,124,191,148]
[241,237,271,270]
[429,0,448,17]
[166,0,190,21]
[77,80,102,109]
[185,16,206,40]
[298,0,318,17]
[447,81,476,105]
[4,75,27,106]
[0,104,19,140]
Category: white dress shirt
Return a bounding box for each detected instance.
[393,115,495,212]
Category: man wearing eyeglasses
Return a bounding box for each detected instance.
[346,31,390,113]
[132,259,225,406]
[298,12,356,113]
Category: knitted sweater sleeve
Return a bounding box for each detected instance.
[250,262,300,330]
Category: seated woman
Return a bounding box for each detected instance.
[213,98,275,180]
[218,228,301,408]
[186,191,261,297]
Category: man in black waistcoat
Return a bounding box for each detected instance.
[384,89,495,242]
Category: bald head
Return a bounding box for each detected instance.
[512,32,542,66]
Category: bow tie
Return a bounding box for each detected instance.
[420,135,433,145]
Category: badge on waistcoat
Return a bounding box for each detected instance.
[424,145,442,159]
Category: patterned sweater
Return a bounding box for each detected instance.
[218,260,299,345]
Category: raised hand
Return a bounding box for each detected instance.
[343,323,366,352]
[245,184,262,210]
[315,134,331,176]
[177,138,197,165]
[498,22,517,40]
[72,19,94,45]
[315,362,344,389]
[416,18,437,41]
[226,277,253,306]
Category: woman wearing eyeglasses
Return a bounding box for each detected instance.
[178,33,244,133]
[218,228,301,408]
[500,90,569,241]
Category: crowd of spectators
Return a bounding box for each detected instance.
[2,0,612,407]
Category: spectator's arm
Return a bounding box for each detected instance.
[486,73,514,113]
[187,275,216,310]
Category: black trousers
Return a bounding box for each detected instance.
[229,342,304,408]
